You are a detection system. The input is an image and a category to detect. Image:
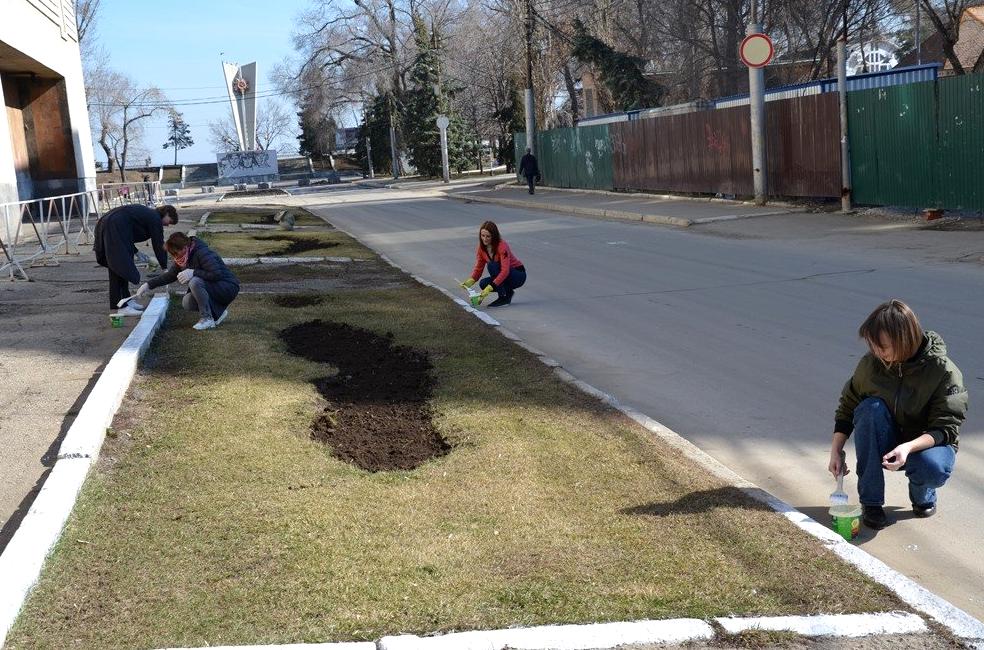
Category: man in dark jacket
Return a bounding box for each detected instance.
[518,148,540,195]
[138,232,239,330]
[93,204,177,313]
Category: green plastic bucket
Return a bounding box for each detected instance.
[830,504,862,541]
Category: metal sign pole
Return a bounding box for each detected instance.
[437,115,451,184]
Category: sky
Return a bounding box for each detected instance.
[91,0,319,166]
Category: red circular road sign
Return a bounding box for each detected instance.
[740,33,774,68]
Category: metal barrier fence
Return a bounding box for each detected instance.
[97,180,162,211]
[0,189,101,280]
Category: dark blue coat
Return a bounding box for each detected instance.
[93,205,167,284]
[147,238,239,290]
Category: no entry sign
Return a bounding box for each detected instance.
[740,33,774,68]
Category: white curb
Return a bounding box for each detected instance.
[0,295,169,646]
[378,618,714,650]
[715,611,926,637]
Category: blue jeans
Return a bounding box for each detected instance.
[478,261,526,297]
[853,397,955,507]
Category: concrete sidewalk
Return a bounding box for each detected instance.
[449,184,799,226]
[0,207,206,554]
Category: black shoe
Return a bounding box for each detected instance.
[912,502,937,518]
[488,294,512,308]
[862,505,888,530]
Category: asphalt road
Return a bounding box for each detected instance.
[299,187,984,620]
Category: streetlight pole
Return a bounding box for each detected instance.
[524,0,537,156]
[747,0,767,205]
[838,0,852,212]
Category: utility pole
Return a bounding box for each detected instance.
[389,93,399,179]
[838,0,852,212]
[366,134,375,179]
[916,0,922,65]
[524,0,537,157]
[747,0,767,205]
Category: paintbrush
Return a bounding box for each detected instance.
[829,449,849,506]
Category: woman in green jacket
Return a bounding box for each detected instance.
[828,299,968,531]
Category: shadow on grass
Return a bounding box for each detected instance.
[621,486,774,517]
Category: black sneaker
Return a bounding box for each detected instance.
[912,502,937,518]
[488,295,511,308]
[862,505,888,530]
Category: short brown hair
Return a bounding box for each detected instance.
[157,204,178,223]
[165,231,191,255]
[859,299,923,362]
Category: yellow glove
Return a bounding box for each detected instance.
[478,285,493,304]
[460,278,476,289]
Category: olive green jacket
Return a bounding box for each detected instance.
[835,331,968,449]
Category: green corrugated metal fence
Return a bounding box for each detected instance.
[849,74,984,211]
[513,125,614,191]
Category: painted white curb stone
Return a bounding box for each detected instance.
[0,295,169,646]
[197,212,210,226]
[156,641,376,650]
[715,612,926,637]
[378,618,714,650]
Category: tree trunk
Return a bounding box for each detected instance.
[563,64,580,123]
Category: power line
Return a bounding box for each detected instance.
[88,60,402,108]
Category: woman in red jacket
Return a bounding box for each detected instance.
[460,221,527,307]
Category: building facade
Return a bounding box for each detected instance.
[0,0,95,208]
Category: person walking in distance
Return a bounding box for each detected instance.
[828,299,967,531]
[460,221,527,308]
[519,147,540,195]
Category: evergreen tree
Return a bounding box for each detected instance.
[493,80,526,172]
[402,15,470,177]
[297,102,337,162]
[571,19,663,111]
[162,111,194,165]
[356,93,393,176]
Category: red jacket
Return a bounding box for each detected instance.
[470,240,524,287]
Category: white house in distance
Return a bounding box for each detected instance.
[0,0,95,208]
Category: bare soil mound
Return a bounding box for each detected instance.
[280,320,450,471]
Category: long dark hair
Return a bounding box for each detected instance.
[479,220,501,257]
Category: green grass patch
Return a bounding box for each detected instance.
[6,257,903,648]
[199,230,368,260]
[207,209,325,226]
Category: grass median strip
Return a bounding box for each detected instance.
[6,225,903,649]
[207,208,326,227]
[199,229,367,260]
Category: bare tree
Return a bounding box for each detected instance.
[208,99,297,152]
[918,0,976,73]
[75,0,102,44]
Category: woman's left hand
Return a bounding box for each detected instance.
[882,443,910,471]
[177,269,194,284]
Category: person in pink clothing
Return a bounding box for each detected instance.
[459,220,527,307]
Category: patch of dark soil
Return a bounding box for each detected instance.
[74,288,103,293]
[280,320,449,471]
[251,235,339,255]
[272,294,323,308]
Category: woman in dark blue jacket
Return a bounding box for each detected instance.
[137,232,239,330]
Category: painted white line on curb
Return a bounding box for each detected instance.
[156,641,376,650]
[0,295,169,647]
[715,611,926,637]
[378,618,714,650]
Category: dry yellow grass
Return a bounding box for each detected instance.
[6,233,903,649]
